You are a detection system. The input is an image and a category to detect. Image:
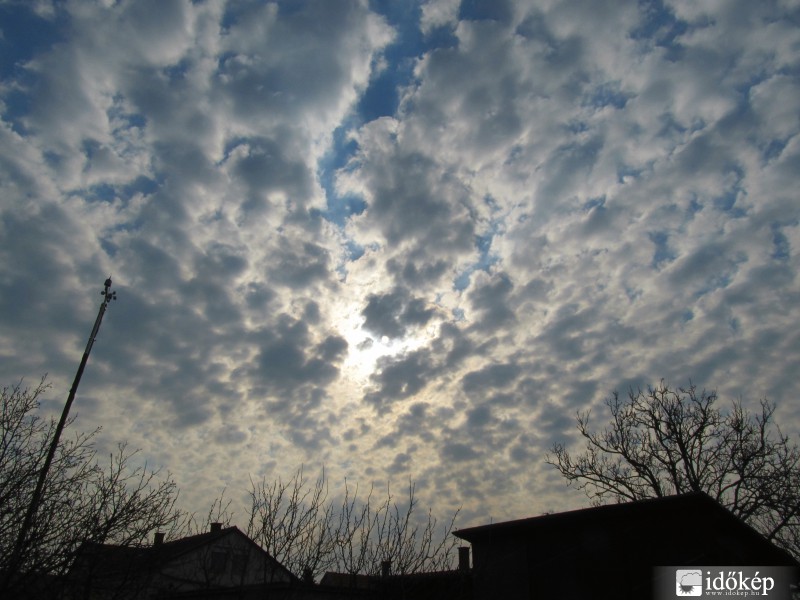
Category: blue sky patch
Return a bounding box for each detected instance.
[761,137,789,164]
[319,0,457,231]
[616,165,641,184]
[317,122,365,228]
[454,203,503,291]
[459,0,514,23]
[583,196,606,212]
[0,4,65,81]
[772,223,791,261]
[585,83,630,110]
[649,231,676,268]
[631,0,690,56]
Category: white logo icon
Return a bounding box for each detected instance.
[676,570,703,596]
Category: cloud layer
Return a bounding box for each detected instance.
[1,0,799,525]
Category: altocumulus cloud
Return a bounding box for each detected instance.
[1,0,799,526]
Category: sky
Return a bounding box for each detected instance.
[1,0,799,531]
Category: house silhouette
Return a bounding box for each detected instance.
[67,523,295,599]
[319,549,472,600]
[45,493,800,600]
[453,492,798,600]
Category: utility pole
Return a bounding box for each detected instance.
[3,278,116,591]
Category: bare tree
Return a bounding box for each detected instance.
[331,479,459,577]
[546,380,800,557]
[247,467,336,580]
[246,467,460,581]
[181,488,234,537]
[0,378,184,597]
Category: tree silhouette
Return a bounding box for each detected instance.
[247,467,460,581]
[0,377,184,597]
[547,380,800,557]
[1,375,462,597]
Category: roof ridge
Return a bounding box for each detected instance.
[159,526,233,546]
[454,491,714,534]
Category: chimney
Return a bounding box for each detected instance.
[154,532,165,546]
[302,567,314,584]
[458,546,470,571]
[210,522,222,533]
[381,560,391,578]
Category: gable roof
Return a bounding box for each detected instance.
[150,526,282,567]
[453,492,798,566]
[71,526,297,582]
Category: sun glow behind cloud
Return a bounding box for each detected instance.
[335,300,440,386]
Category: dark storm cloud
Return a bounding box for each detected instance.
[231,314,348,453]
[386,257,449,287]
[361,286,436,339]
[535,303,597,362]
[167,391,215,428]
[318,333,348,362]
[370,153,475,253]
[242,281,277,312]
[0,204,88,333]
[518,277,552,303]
[387,451,412,475]
[466,404,492,428]
[441,441,479,463]
[461,362,522,395]
[432,322,476,371]
[214,423,249,446]
[374,401,441,449]
[272,388,337,453]
[269,240,333,290]
[182,277,243,326]
[194,242,248,279]
[342,139,477,266]
[227,134,315,216]
[219,0,390,122]
[364,348,435,409]
[466,272,516,331]
[89,283,249,429]
[666,240,746,294]
[248,314,347,395]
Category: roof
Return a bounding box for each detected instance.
[454,492,799,565]
[455,492,706,538]
[320,572,374,589]
[320,569,472,600]
[151,526,260,563]
[71,526,297,582]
